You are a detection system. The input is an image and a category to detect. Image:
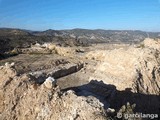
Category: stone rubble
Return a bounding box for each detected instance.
[0,64,107,120]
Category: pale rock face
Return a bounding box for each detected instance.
[47,43,75,56]
[87,39,160,94]
[0,66,106,120]
[0,63,17,83]
[107,108,115,113]
[10,62,15,67]
[4,62,15,68]
[143,38,160,49]
[44,77,56,89]
[5,62,10,68]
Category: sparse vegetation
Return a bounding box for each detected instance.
[1,28,160,54]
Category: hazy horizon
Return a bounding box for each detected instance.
[1,27,160,33]
[0,0,160,32]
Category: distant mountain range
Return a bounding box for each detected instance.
[1,28,160,41]
[0,28,160,53]
[32,28,160,43]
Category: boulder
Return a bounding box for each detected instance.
[44,77,56,89]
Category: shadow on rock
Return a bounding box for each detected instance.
[62,80,160,114]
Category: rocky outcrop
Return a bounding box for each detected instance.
[29,62,83,84]
[0,64,107,120]
[0,38,159,119]
[19,43,76,56]
[143,38,160,50]
[44,77,56,89]
[0,62,17,82]
[47,44,75,56]
[86,39,160,95]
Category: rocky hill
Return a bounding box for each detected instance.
[0,38,159,119]
[0,28,31,36]
[34,28,160,43]
[0,28,160,54]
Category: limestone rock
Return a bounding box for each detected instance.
[87,39,160,95]
[106,108,115,114]
[143,38,160,49]
[0,67,107,120]
[47,43,75,56]
[44,77,56,89]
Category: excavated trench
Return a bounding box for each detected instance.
[29,62,84,85]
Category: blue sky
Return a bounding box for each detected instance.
[0,0,160,31]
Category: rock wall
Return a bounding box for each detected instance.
[87,38,160,95]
